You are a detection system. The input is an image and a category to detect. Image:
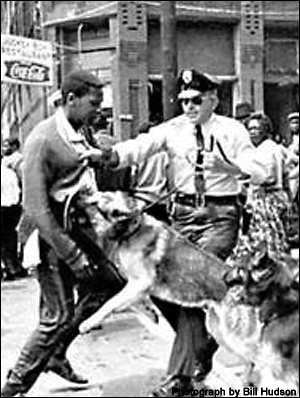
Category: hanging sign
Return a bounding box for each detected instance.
[1,34,53,86]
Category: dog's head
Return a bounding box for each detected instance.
[224,254,299,310]
[253,311,299,393]
[224,254,299,391]
[96,191,144,239]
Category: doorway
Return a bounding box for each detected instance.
[264,82,299,144]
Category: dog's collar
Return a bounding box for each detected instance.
[262,303,298,328]
[118,215,143,243]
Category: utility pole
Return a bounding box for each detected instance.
[161,1,178,120]
[36,1,49,118]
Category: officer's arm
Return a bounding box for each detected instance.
[113,126,168,169]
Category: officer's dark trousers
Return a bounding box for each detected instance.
[153,202,240,378]
[4,227,125,395]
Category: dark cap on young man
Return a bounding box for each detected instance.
[61,70,103,98]
[177,69,220,99]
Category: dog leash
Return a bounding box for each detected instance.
[137,184,180,215]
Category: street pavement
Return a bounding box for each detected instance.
[1,275,173,397]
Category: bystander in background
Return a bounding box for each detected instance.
[131,122,171,223]
[234,102,254,126]
[285,112,299,249]
[1,158,27,280]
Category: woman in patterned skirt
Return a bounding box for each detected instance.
[228,111,293,276]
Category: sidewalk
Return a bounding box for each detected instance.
[1,276,172,397]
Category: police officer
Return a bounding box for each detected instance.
[81,69,268,396]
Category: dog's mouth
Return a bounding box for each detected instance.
[109,208,133,221]
[105,209,143,240]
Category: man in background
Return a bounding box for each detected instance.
[131,121,170,223]
[2,138,23,182]
[1,159,26,281]
[234,102,254,126]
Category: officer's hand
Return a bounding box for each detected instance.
[203,141,239,174]
[203,151,231,171]
[79,148,110,164]
[79,316,103,335]
[79,148,119,167]
[68,251,95,283]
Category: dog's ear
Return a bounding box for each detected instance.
[223,266,248,287]
[259,282,299,325]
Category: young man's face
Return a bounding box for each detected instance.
[69,87,103,128]
[180,91,217,125]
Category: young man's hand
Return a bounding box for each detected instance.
[68,251,95,283]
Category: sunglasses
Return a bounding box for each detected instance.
[180,95,203,106]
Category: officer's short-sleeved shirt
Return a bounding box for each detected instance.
[115,113,267,196]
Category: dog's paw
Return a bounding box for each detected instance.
[79,320,102,334]
[79,322,91,335]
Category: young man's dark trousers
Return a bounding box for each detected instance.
[1,220,126,396]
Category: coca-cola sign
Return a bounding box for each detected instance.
[4,61,50,83]
[1,34,53,86]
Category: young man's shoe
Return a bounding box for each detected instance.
[45,357,88,384]
[150,375,194,397]
[1,374,27,398]
[1,383,22,397]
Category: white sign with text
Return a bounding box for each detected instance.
[1,34,53,86]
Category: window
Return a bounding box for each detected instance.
[265,39,299,75]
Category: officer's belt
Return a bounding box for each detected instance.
[174,193,238,208]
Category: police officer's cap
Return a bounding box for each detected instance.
[287,112,299,122]
[178,69,220,99]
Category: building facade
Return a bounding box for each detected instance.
[2,1,299,143]
[1,1,51,145]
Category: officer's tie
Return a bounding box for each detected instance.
[195,124,205,204]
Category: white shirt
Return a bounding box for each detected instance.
[253,139,287,189]
[1,164,20,206]
[115,113,267,196]
[2,151,23,176]
[53,108,98,202]
[132,152,169,203]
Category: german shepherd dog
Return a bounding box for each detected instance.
[77,191,231,334]
[203,254,299,393]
